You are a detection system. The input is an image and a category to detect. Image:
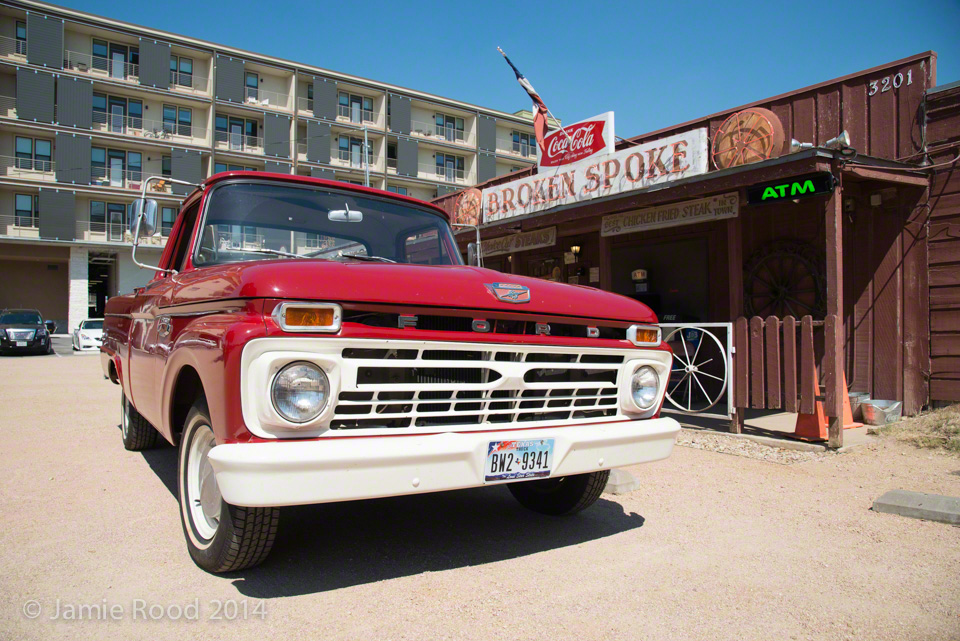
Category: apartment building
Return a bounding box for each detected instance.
[0,0,542,333]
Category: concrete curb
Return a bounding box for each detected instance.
[872,490,960,525]
[603,469,641,495]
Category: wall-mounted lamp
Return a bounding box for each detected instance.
[570,245,581,258]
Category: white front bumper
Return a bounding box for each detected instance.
[208,417,680,507]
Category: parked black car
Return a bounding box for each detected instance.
[0,309,55,355]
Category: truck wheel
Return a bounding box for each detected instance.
[507,470,611,516]
[121,393,161,451]
[178,401,279,573]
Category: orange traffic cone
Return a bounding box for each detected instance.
[793,371,862,441]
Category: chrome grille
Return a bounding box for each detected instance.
[6,329,36,341]
[332,347,623,430]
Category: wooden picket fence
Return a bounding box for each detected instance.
[732,315,840,416]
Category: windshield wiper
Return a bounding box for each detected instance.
[336,253,396,263]
[225,247,307,259]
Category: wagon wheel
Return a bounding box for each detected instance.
[712,108,785,170]
[664,326,728,413]
[744,240,826,319]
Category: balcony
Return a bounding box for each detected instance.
[0,35,27,60]
[0,155,56,182]
[0,214,40,239]
[90,166,149,190]
[244,86,290,111]
[297,96,313,113]
[337,104,378,126]
[64,50,138,83]
[0,95,16,118]
[410,120,474,147]
[331,148,377,170]
[214,130,264,155]
[496,136,538,160]
[74,218,170,245]
[418,162,466,184]
[169,70,210,95]
[91,111,208,144]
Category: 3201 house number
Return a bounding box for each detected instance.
[869,70,912,97]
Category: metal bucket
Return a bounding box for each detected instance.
[849,392,871,422]
[861,400,902,426]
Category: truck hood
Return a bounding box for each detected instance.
[170,260,656,323]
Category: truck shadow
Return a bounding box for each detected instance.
[139,446,646,597]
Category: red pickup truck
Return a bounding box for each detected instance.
[102,172,679,573]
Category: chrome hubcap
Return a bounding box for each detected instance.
[187,426,221,540]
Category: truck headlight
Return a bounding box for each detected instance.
[630,366,660,410]
[271,361,329,423]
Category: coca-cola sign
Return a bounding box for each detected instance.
[539,111,615,169]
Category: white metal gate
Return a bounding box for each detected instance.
[659,322,734,421]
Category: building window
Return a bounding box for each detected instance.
[163,105,177,135]
[161,206,176,237]
[129,100,142,129]
[89,201,106,233]
[162,156,171,177]
[92,39,109,72]
[93,93,106,126]
[15,194,38,228]
[245,72,259,101]
[128,152,142,183]
[14,137,52,171]
[435,153,464,182]
[306,83,314,111]
[216,114,259,151]
[513,131,535,157]
[171,55,193,87]
[338,136,372,167]
[387,185,408,196]
[15,21,26,55]
[178,107,192,137]
[338,92,374,123]
[387,142,397,169]
[436,114,465,143]
[91,147,106,183]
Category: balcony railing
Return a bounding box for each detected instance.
[410,120,473,146]
[0,35,27,59]
[297,96,314,113]
[496,136,538,159]
[74,219,169,245]
[215,229,264,250]
[92,110,207,142]
[387,157,397,170]
[337,104,378,125]
[244,86,290,110]
[214,130,264,154]
[0,95,16,118]
[332,148,376,169]
[419,162,466,184]
[64,50,139,82]
[90,166,149,190]
[169,70,210,94]
[0,214,40,239]
[1,155,57,181]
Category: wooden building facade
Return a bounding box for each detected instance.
[433,53,959,443]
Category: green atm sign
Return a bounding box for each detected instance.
[747,172,835,205]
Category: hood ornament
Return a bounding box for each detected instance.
[485,282,530,304]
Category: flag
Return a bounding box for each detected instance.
[497,47,549,155]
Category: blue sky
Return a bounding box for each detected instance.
[56,0,960,136]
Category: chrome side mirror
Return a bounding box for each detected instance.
[131,198,159,240]
[467,242,479,266]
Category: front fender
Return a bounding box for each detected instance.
[160,300,267,444]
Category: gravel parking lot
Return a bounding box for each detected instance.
[1,354,958,641]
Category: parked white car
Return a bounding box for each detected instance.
[72,319,104,351]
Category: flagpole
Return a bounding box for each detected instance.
[496,46,575,148]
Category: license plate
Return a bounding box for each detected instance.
[485,438,554,482]
[16,341,27,347]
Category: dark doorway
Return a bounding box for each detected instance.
[611,236,709,322]
[88,254,114,318]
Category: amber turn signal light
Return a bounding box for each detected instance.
[273,302,342,333]
[626,325,661,347]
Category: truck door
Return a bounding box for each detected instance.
[127,278,172,429]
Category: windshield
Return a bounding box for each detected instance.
[1,312,41,325]
[81,320,104,330]
[194,182,462,267]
